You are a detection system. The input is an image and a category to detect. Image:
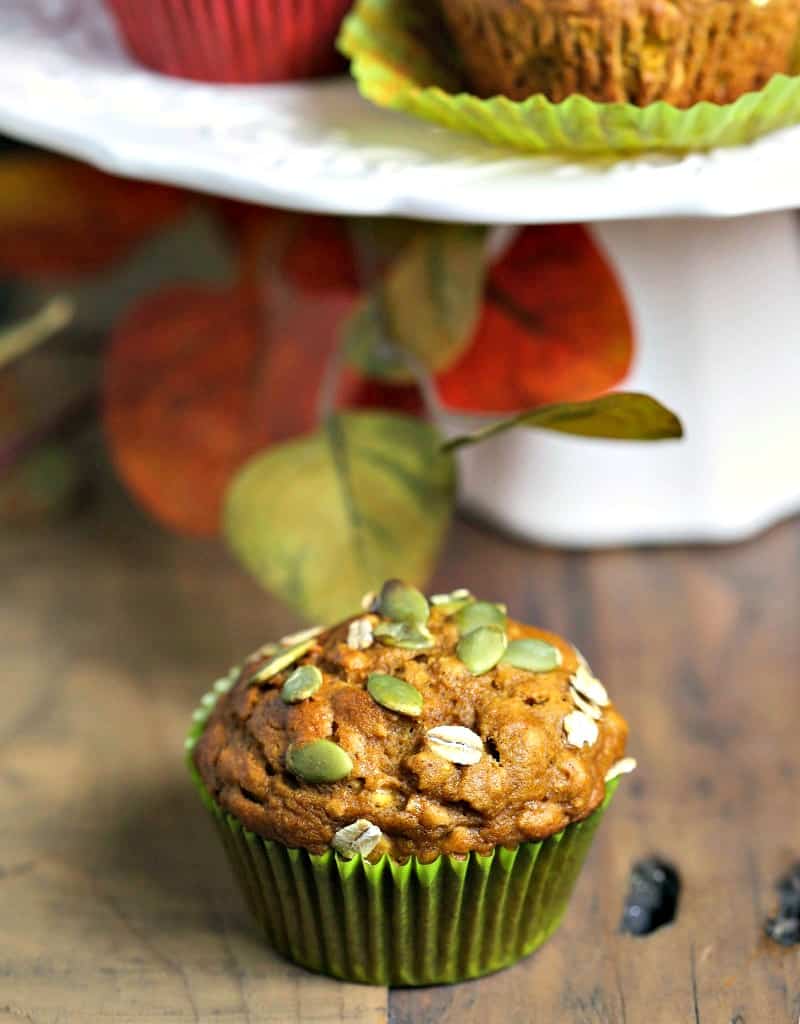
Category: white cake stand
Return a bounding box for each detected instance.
[4,0,800,545]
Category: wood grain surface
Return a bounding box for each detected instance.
[1,479,799,1024]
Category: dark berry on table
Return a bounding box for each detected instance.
[777,862,800,919]
[620,857,680,936]
[765,916,800,947]
[764,861,800,947]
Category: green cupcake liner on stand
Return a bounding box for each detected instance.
[186,672,620,986]
[337,0,800,155]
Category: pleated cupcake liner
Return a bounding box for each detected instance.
[337,0,800,154]
[104,0,352,83]
[186,670,620,986]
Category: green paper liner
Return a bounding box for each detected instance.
[337,0,800,154]
[186,671,620,986]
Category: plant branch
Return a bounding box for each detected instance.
[0,296,75,372]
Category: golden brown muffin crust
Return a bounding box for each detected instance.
[438,0,800,106]
[194,595,628,862]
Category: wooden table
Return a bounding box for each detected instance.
[2,479,799,1023]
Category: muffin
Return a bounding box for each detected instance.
[188,580,634,984]
[436,0,800,106]
[104,0,352,83]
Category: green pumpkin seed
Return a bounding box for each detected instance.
[367,673,423,717]
[430,588,474,616]
[281,664,323,703]
[501,638,562,672]
[457,625,508,674]
[286,739,353,783]
[248,639,314,685]
[212,669,238,694]
[455,600,507,634]
[377,579,429,625]
[374,620,434,650]
[280,625,324,646]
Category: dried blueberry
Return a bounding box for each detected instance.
[765,915,800,946]
[620,857,680,936]
[777,862,800,919]
[764,862,800,947]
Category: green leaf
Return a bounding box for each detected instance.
[224,411,456,623]
[344,223,488,380]
[442,392,683,452]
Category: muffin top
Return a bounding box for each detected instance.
[193,581,631,863]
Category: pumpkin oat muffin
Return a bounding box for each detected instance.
[189,580,633,984]
[437,0,800,106]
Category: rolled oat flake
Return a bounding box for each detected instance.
[563,709,599,749]
[347,617,374,650]
[332,818,382,859]
[426,724,484,765]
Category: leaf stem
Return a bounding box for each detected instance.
[322,219,441,425]
[0,296,75,372]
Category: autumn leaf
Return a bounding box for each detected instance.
[224,411,455,622]
[103,269,360,535]
[345,223,488,378]
[104,286,268,536]
[436,225,634,412]
[280,215,360,293]
[442,393,683,451]
[0,155,185,278]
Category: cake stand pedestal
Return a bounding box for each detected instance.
[450,212,800,546]
[3,0,800,545]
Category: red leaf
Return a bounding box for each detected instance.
[280,215,360,293]
[104,266,362,535]
[104,286,268,536]
[0,156,185,279]
[435,225,634,413]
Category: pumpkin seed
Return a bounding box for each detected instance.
[248,641,278,662]
[367,673,423,717]
[563,709,599,749]
[286,739,353,783]
[280,625,324,646]
[430,588,473,615]
[248,639,314,684]
[332,819,382,859]
[501,637,562,672]
[455,600,507,634]
[374,620,434,650]
[571,663,610,707]
[377,579,429,625]
[605,757,637,782]
[426,725,484,765]
[347,617,374,650]
[281,665,323,703]
[457,624,507,674]
[212,668,239,694]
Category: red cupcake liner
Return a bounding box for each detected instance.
[104,0,352,83]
